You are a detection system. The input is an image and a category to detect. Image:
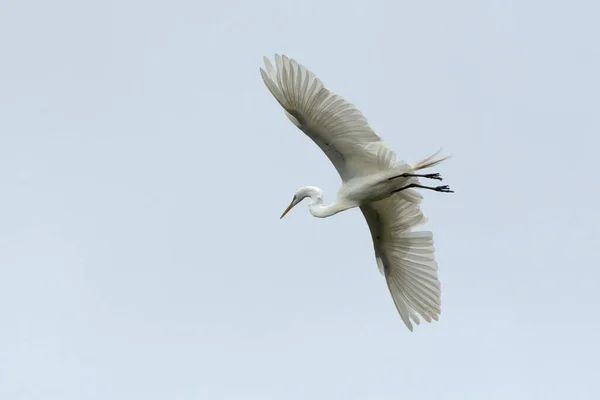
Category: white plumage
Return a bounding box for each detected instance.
[260,54,451,331]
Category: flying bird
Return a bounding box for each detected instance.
[260,54,452,331]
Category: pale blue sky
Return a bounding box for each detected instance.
[1,1,599,399]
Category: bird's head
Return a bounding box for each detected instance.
[279,186,323,219]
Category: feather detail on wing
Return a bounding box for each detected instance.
[360,149,441,331]
[260,54,396,181]
[360,195,441,331]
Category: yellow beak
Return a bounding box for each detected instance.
[280,200,295,219]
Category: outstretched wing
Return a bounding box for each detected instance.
[360,192,441,331]
[260,54,395,181]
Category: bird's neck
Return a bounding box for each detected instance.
[308,196,354,218]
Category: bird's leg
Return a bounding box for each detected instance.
[391,183,454,194]
[387,172,443,181]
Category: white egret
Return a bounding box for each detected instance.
[260,54,452,331]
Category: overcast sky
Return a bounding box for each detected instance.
[1,1,599,399]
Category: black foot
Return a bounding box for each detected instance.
[423,173,443,181]
[388,172,443,181]
[435,185,454,193]
[391,183,455,195]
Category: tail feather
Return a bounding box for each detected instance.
[411,148,451,171]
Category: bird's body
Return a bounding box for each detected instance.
[302,162,428,217]
[260,54,452,331]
